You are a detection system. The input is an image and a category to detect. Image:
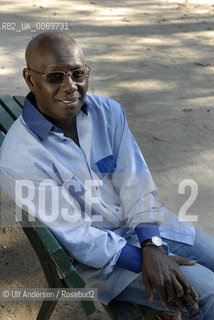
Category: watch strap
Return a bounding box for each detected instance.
[141,238,153,249]
[141,236,163,249]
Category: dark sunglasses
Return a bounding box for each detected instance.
[27,64,91,84]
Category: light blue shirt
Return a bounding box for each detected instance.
[0,92,195,304]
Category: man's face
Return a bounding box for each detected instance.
[24,38,88,125]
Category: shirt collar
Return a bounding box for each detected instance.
[22,91,89,140]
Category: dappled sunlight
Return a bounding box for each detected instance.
[0,45,24,65]
[0,0,68,13]
[176,30,214,43]
[0,45,25,90]
[0,68,15,76]
[116,79,175,91]
[1,0,214,97]
[138,37,181,46]
[90,54,141,62]
[0,0,137,21]
[198,151,214,168]
[179,95,214,108]
[1,0,212,27]
[91,7,131,17]
[160,45,210,60]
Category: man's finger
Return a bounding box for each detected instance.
[166,282,177,302]
[183,293,199,311]
[156,285,169,310]
[177,276,199,303]
[172,277,184,298]
[173,256,196,266]
[174,297,188,313]
[189,286,199,302]
[142,277,154,303]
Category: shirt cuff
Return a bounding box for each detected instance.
[135,223,161,244]
[116,243,142,273]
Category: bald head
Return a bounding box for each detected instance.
[25,32,83,69]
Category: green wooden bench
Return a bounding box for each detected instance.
[0,95,162,320]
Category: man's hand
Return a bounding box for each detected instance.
[141,246,199,313]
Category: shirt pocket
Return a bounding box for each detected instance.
[95,155,116,178]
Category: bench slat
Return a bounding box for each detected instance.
[0,131,5,146]
[21,211,96,316]
[21,211,86,288]
[13,95,25,108]
[0,95,22,119]
[0,105,14,133]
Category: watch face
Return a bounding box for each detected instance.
[152,236,163,246]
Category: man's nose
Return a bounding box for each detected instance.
[61,74,77,91]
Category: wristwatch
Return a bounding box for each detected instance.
[141,236,163,249]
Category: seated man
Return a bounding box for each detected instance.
[1,32,214,320]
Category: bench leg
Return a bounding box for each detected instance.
[36,300,58,320]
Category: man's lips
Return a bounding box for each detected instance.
[57,98,79,105]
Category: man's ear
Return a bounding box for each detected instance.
[23,68,36,93]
